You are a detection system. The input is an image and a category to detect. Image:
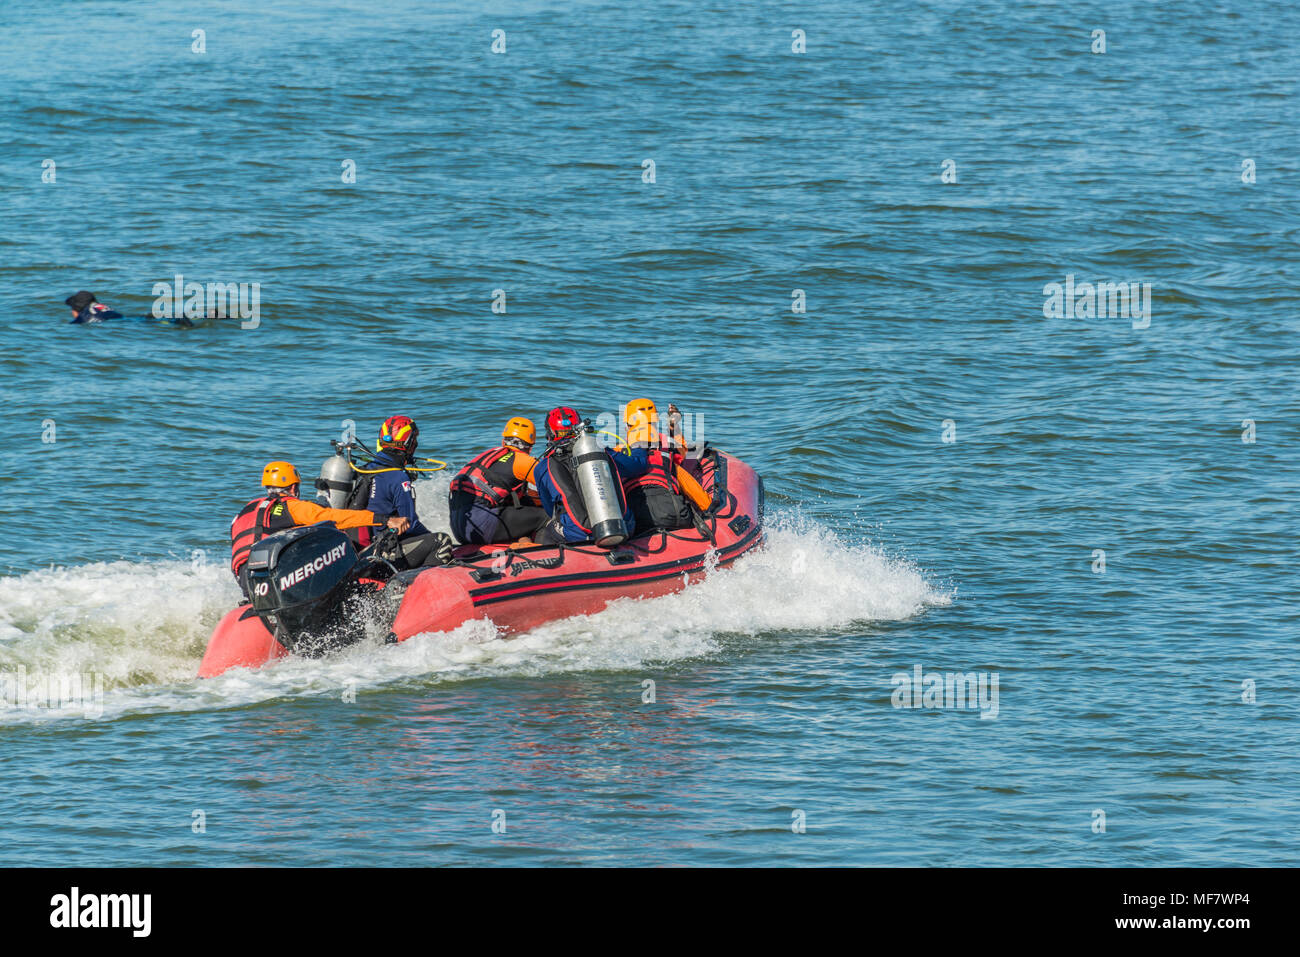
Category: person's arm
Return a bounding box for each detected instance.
[675,466,712,511]
[666,404,688,452]
[284,498,377,529]
[534,461,556,515]
[366,473,392,518]
[512,452,538,484]
[393,481,420,526]
[371,472,423,531]
[398,478,428,534]
[510,452,543,504]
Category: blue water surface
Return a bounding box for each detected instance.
[0,0,1296,866]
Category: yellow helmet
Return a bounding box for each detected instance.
[503,416,536,448]
[261,461,301,489]
[625,398,657,429]
[625,398,660,446]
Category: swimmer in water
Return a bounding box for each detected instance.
[65,291,122,324]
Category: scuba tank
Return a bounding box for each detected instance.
[316,449,357,508]
[570,422,628,547]
[317,440,375,549]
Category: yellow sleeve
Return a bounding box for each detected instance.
[286,498,377,530]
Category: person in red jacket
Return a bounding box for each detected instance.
[229,461,408,597]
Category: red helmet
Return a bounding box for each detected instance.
[378,415,419,454]
[545,407,581,441]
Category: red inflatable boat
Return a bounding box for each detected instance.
[198,449,764,678]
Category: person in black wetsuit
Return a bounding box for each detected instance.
[65,291,122,324]
[64,290,196,327]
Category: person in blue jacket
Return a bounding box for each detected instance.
[532,406,650,545]
[363,415,454,568]
[66,291,122,324]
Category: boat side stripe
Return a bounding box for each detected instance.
[467,527,763,606]
[466,524,760,599]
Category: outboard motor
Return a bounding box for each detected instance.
[570,421,628,547]
[244,523,363,655]
[316,451,356,508]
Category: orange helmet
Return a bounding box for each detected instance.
[261,461,301,490]
[502,416,536,449]
[625,398,659,446]
[625,398,658,428]
[378,415,419,455]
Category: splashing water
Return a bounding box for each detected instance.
[0,515,946,723]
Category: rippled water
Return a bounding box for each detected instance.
[0,0,1296,865]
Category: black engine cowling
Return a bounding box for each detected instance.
[244,523,365,655]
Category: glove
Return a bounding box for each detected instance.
[377,533,404,562]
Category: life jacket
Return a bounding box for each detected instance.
[543,445,629,536]
[229,495,297,576]
[450,446,524,509]
[625,437,682,496]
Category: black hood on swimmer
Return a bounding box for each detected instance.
[65,291,97,312]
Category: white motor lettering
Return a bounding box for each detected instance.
[278,543,348,591]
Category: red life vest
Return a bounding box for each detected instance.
[625,439,681,496]
[450,447,524,508]
[229,495,297,576]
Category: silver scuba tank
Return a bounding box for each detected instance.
[317,453,356,508]
[570,422,628,547]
